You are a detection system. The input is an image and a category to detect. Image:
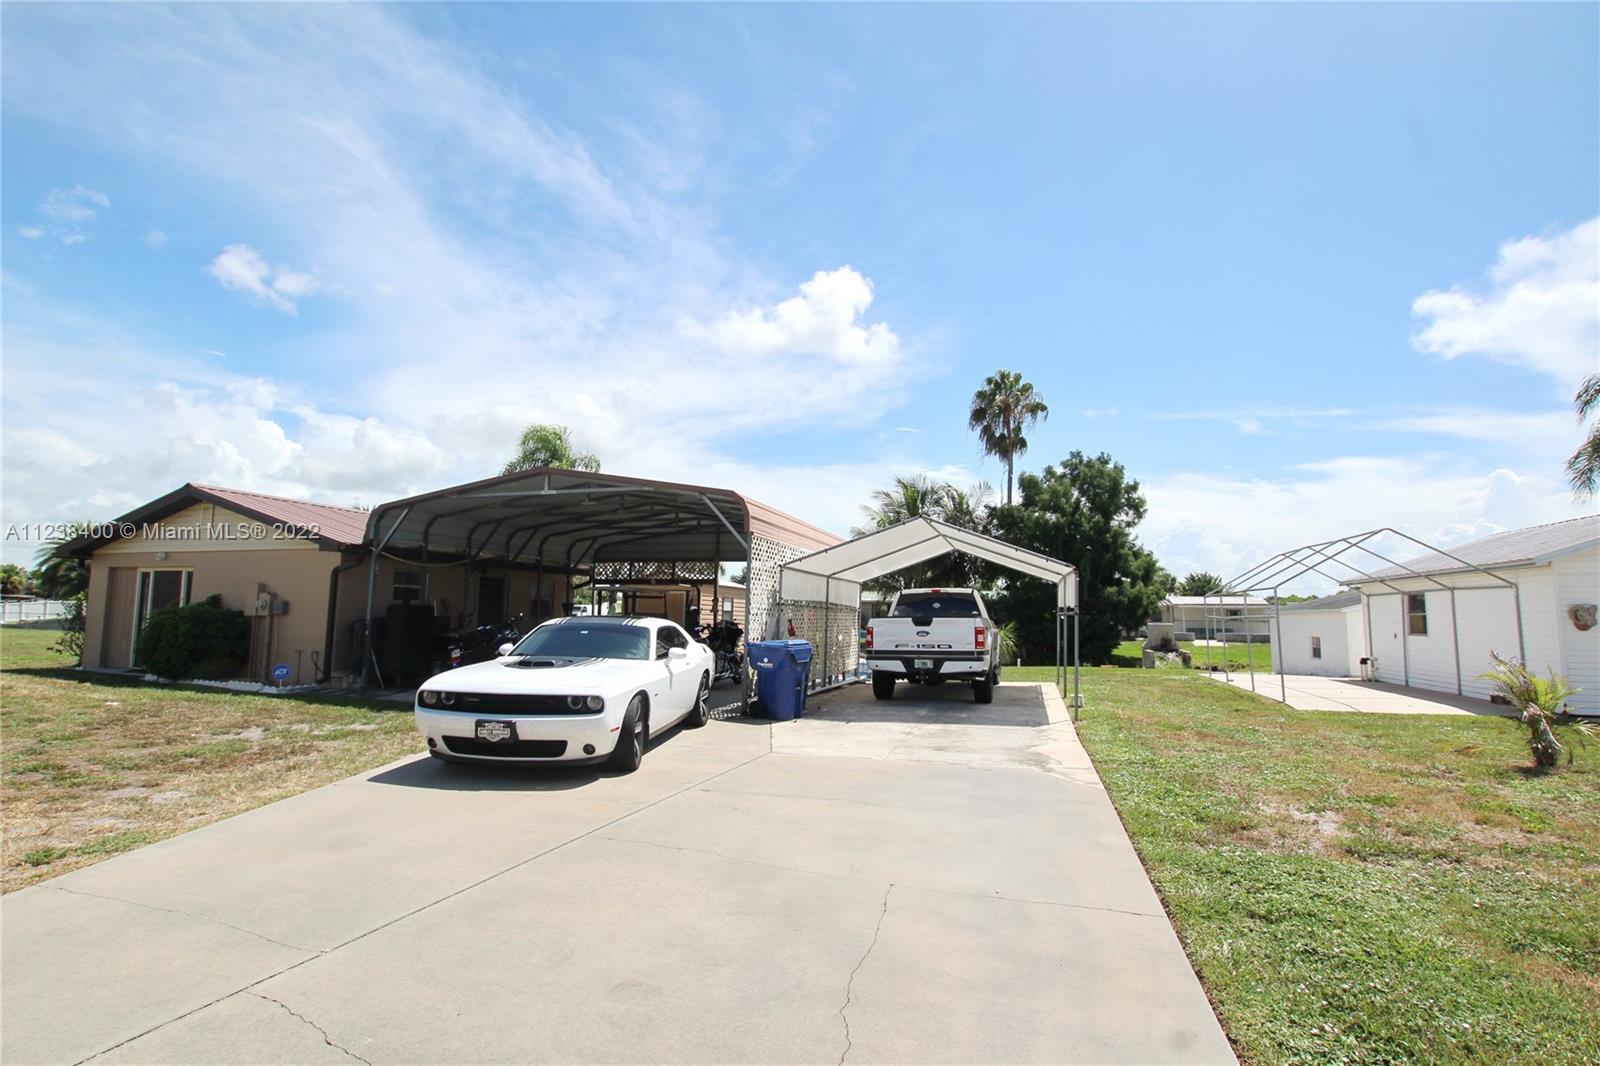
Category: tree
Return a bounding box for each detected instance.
[852,476,994,590]
[988,451,1167,664]
[1567,373,1600,498]
[0,563,30,596]
[502,424,600,475]
[1177,571,1225,596]
[33,524,89,599]
[968,370,1048,506]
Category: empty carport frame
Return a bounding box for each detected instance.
[355,468,839,713]
[774,516,1082,714]
[1211,528,1525,703]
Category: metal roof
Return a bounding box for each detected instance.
[1163,595,1267,607]
[1275,590,1362,612]
[1360,514,1599,580]
[364,467,840,566]
[778,516,1077,607]
[61,482,369,556]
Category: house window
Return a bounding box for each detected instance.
[721,596,734,615]
[1407,592,1428,635]
[393,569,425,604]
[1311,635,1322,660]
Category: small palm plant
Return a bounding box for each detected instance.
[1479,653,1591,769]
[995,621,1019,665]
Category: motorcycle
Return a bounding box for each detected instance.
[443,616,526,669]
[692,618,745,684]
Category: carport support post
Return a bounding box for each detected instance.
[822,575,831,690]
[1072,608,1081,721]
[360,506,412,688]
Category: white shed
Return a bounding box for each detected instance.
[1274,591,1364,677]
[1347,516,1599,716]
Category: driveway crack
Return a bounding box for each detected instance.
[248,992,371,1065]
[838,883,892,1066]
[51,885,320,955]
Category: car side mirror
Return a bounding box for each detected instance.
[667,646,688,660]
[498,642,515,657]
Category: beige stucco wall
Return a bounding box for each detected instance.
[83,503,343,683]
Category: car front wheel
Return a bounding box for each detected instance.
[683,673,710,729]
[608,696,646,772]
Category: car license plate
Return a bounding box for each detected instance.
[913,659,933,670]
[475,719,517,743]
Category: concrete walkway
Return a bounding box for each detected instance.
[1211,672,1508,716]
[2,682,1233,1065]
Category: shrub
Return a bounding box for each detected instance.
[138,595,250,681]
[50,593,87,663]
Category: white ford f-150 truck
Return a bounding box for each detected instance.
[865,587,1000,704]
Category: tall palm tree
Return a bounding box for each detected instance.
[1568,373,1600,498]
[968,370,1048,506]
[502,423,601,475]
[852,475,949,536]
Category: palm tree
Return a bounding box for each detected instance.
[33,523,90,599]
[853,476,993,589]
[968,370,1048,506]
[1567,373,1600,498]
[502,423,601,475]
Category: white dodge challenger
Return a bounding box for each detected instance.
[414,615,715,772]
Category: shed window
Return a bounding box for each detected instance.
[393,569,425,604]
[721,596,734,615]
[1311,635,1322,660]
[1407,593,1428,636]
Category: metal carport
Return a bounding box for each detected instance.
[357,468,840,710]
[775,516,1082,711]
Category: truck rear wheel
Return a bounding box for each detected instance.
[872,671,896,700]
[973,672,994,704]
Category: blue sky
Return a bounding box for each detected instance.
[3,3,1596,577]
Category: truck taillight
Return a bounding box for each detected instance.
[975,625,986,649]
[866,626,874,649]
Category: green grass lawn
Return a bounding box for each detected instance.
[1,626,423,892]
[1010,664,1599,1065]
[1113,638,1275,672]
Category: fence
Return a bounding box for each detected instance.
[0,598,71,625]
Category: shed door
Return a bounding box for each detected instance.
[100,568,137,669]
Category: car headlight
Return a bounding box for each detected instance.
[440,691,455,706]
[420,690,438,706]
[567,695,585,710]
[585,695,604,712]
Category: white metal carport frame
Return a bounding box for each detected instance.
[776,517,1082,714]
[1212,527,1525,703]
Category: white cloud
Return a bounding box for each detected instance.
[1412,217,1599,384]
[143,227,168,248]
[40,185,108,222]
[1140,455,1590,589]
[205,243,320,313]
[682,267,901,367]
[1082,408,1118,419]
[16,225,44,240]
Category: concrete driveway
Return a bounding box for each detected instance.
[1212,672,1508,715]
[1,682,1233,1065]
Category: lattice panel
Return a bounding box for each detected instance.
[780,599,861,690]
[592,560,718,583]
[745,532,808,643]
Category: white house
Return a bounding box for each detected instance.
[1159,595,1270,640]
[1345,515,1599,716]
[1275,591,1364,677]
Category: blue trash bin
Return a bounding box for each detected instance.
[747,639,813,721]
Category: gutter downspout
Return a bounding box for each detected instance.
[319,550,365,684]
